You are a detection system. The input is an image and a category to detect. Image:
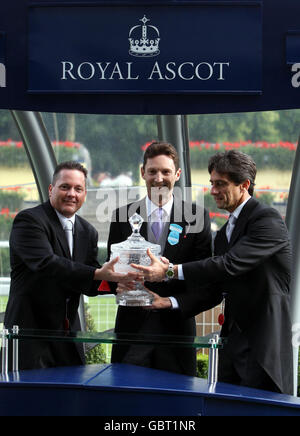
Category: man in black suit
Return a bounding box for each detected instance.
[107,142,212,376]
[4,161,138,370]
[134,150,293,395]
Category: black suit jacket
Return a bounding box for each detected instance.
[4,200,101,369]
[177,197,293,394]
[107,197,212,376]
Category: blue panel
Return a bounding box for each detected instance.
[1,364,111,386]
[0,33,5,63]
[286,32,300,64]
[1,364,300,416]
[1,0,300,113]
[28,2,262,95]
[0,32,5,88]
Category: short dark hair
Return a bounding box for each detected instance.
[208,150,256,196]
[52,161,88,185]
[143,141,179,171]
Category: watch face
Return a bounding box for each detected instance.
[167,270,174,278]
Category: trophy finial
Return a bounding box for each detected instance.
[129,213,144,234]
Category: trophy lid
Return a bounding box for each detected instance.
[110,213,161,254]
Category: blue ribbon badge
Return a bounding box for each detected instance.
[168,224,183,246]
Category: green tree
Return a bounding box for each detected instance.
[41,113,157,183]
[189,112,280,143]
[275,109,300,142]
[0,110,21,139]
[75,114,157,182]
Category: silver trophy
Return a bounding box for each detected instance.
[110,213,161,306]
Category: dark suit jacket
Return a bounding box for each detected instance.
[107,196,212,376]
[4,200,101,369]
[176,197,293,394]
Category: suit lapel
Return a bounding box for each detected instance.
[42,201,71,258]
[215,197,260,252]
[228,197,259,247]
[73,216,86,262]
[214,225,229,255]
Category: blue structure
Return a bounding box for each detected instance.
[1,364,300,416]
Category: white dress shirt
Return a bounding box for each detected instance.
[146,195,173,225]
[55,210,76,230]
[177,196,251,281]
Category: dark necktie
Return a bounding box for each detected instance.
[226,214,237,242]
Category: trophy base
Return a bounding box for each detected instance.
[116,290,154,307]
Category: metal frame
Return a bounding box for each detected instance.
[3,110,299,394]
[157,115,192,194]
[10,111,57,202]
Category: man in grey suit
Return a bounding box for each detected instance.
[134,150,293,395]
[4,161,138,370]
[108,142,212,376]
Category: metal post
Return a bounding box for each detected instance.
[157,115,192,195]
[1,328,9,377]
[10,110,57,202]
[12,325,19,372]
[207,334,219,385]
[285,135,300,396]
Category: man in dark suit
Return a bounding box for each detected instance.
[134,150,293,395]
[107,141,212,376]
[4,161,138,370]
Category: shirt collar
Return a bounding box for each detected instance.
[146,195,174,219]
[231,196,251,220]
[55,210,76,228]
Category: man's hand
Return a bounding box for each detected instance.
[116,284,172,310]
[94,257,143,288]
[147,290,172,310]
[131,248,169,282]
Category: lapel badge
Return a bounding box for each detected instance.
[167,224,183,246]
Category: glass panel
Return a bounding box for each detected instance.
[6,328,223,349]
[0,110,39,325]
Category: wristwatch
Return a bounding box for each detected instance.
[165,262,175,280]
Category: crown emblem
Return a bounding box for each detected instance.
[129,16,160,57]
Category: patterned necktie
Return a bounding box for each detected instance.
[151,207,163,240]
[226,214,237,242]
[64,219,74,256]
